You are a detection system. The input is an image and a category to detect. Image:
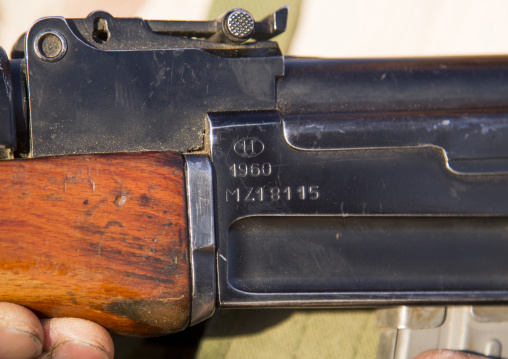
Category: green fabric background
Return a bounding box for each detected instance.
[195,309,380,358]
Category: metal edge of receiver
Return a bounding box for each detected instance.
[184,154,216,326]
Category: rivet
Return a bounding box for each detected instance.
[34,30,67,62]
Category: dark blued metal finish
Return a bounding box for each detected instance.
[25,13,283,157]
[278,57,508,115]
[147,20,217,38]
[283,112,508,173]
[9,59,29,156]
[229,217,508,293]
[147,7,286,43]
[210,111,508,307]
[0,47,14,157]
[184,154,216,326]
[21,14,508,160]
[252,6,289,41]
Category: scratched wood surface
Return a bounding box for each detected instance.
[0,151,190,336]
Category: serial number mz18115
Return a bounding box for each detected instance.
[225,185,320,203]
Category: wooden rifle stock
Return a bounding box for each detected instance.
[0,151,190,336]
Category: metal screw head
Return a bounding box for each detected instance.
[34,31,67,62]
[226,9,255,40]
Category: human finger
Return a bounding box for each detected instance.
[0,302,43,359]
[36,318,113,359]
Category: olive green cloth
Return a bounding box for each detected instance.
[195,309,380,359]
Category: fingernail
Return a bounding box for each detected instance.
[52,340,108,359]
[0,327,42,359]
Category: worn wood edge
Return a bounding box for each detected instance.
[0,151,191,336]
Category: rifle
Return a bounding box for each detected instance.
[1,6,508,357]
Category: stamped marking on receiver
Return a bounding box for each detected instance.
[229,163,272,177]
[233,138,264,158]
[225,185,320,202]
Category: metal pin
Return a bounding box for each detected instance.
[225,9,255,40]
[34,31,67,62]
[208,8,256,44]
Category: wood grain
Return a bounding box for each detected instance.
[0,151,190,336]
